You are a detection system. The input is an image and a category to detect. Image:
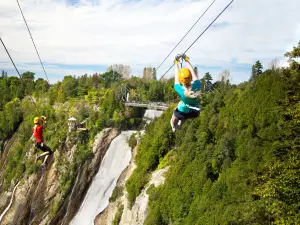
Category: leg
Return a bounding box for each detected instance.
[41,144,52,167]
[35,151,50,162]
[177,119,185,130]
[39,151,51,158]
[42,154,50,168]
[35,142,52,166]
[170,114,179,132]
[172,108,186,132]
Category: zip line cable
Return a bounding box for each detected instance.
[159,0,234,80]
[156,0,216,72]
[16,0,50,85]
[0,37,40,114]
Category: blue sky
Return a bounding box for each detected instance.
[1,0,299,84]
[68,0,80,5]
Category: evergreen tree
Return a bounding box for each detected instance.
[204,72,213,92]
[251,65,255,80]
[152,68,157,80]
[200,77,205,92]
[251,60,263,80]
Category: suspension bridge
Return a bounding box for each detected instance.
[118,85,170,111]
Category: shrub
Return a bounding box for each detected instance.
[112,204,124,225]
[109,186,124,203]
[128,133,137,149]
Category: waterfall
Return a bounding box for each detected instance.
[70,131,136,225]
[0,180,21,222]
[143,109,163,122]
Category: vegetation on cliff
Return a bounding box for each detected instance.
[126,42,300,224]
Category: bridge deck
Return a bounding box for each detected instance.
[124,102,169,110]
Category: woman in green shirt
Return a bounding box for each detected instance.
[170,54,201,132]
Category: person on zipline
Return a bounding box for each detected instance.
[32,116,52,168]
[170,54,201,132]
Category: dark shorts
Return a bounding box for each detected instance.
[36,142,53,155]
[173,108,200,120]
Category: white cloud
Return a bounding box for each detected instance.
[0,0,299,83]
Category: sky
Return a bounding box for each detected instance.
[0,0,299,84]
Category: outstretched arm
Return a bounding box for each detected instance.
[41,116,47,129]
[185,60,198,81]
[174,63,180,85]
[182,54,198,81]
[174,56,180,85]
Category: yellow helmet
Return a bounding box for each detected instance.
[178,68,192,84]
[34,117,40,124]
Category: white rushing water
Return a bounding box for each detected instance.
[71,131,136,225]
[0,181,21,223]
[143,109,163,122]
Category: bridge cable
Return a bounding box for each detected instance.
[159,0,234,80]
[156,0,216,72]
[16,0,50,85]
[0,37,41,114]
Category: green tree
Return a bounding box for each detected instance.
[35,78,49,95]
[77,74,88,96]
[1,70,7,78]
[204,72,213,92]
[8,77,23,99]
[152,67,157,80]
[21,71,35,96]
[100,70,122,88]
[85,90,102,105]
[62,75,78,98]
[148,81,164,101]
[251,60,263,80]
[5,98,22,133]
[0,79,10,109]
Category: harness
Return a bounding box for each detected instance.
[179,101,201,112]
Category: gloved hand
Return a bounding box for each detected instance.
[174,54,182,64]
[182,54,190,61]
[41,116,47,123]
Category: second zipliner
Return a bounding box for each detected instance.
[170,54,201,132]
[32,116,53,168]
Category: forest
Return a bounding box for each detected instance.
[0,67,179,190]
[125,43,300,224]
[0,41,299,224]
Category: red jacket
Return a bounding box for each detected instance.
[32,125,43,143]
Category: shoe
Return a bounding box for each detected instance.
[41,163,46,169]
[35,154,39,163]
[170,119,176,132]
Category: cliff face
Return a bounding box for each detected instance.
[0,128,118,225]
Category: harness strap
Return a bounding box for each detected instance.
[179,101,201,111]
[187,104,201,111]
